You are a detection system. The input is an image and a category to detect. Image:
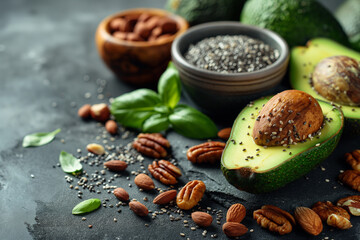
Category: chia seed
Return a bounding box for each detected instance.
[185,35,279,73]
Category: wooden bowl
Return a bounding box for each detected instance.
[96,8,188,86]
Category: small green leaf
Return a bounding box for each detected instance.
[72,198,101,215]
[158,62,181,109]
[110,89,161,129]
[169,105,218,139]
[142,114,170,133]
[59,151,82,174]
[22,128,61,147]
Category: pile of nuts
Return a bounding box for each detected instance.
[108,13,178,42]
[339,149,360,191]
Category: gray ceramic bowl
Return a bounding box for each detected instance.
[171,21,289,115]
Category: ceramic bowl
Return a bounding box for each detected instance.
[96,8,188,86]
[171,21,289,115]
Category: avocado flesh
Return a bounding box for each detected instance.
[290,38,360,121]
[221,97,343,193]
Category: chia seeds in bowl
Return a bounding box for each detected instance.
[185,35,280,73]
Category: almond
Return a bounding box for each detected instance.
[226,203,246,223]
[78,104,91,119]
[191,211,213,227]
[153,190,177,205]
[105,120,118,135]
[90,103,110,122]
[217,127,232,140]
[222,222,248,237]
[113,187,129,201]
[104,160,127,172]
[294,207,323,236]
[134,173,155,190]
[86,143,105,155]
[129,201,148,216]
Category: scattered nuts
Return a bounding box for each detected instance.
[129,201,148,216]
[339,170,360,191]
[294,207,323,236]
[191,212,213,227]
[345,149,360,171]
[104,160,127,172]
[326,214,352,230]
[148,160,182,185]
[187,141,226,164]
[176,180,206,210]
[134,173,155,191]
[78,104,91,119]
[86,143,105,155]
[312,201,350,221]
[113,187,129,201]
[222,222,248,238]
[105,120,118,134]
[90,103,110,122]
[133,133,170,158]
[253,208,292,235]
[217,127,232,140]
[153,190,177,205]
[226,203,246,223]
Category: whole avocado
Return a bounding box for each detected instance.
[240,0,349,48]
[165,0,245,26]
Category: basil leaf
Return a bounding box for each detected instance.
[72,198,101,215]
[59,151,82,174]
[158,62,181,109]
[142,114,170,133]
[169,105,218,139]
[110,89,162,129]
[22,128,61,147]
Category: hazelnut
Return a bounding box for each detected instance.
[90,103,110,122]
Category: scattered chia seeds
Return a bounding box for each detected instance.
[185,35,279,73]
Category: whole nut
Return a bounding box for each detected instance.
[148,160,182,185]
[327,214,352,230]
[176,180,206,210]
[78,104,91,119]
[109,18,127,32]
[134,173,155,191]
[222,222,248,238]
[145,16,160,31]
[261,205,296,226]
[312,201,350,221]
[158,17,178,34]
[86,143,105,155]
[104,160,127,172]
[113,187,129,201]
[339,170,360,191]
[133,133,170,158]
[345,149,360,171]
[217,127,232,140]
[105,120,118,135]
[153,190,177,205]
[294,207,323,236]
[129,201,148,216]
[253,209,292,235]
[252,90,323,146]
[191,212,213,227]
[127,32,143,42]
[113,31,127,40]
[187,141,226,164]
[226,203,246,223]
[90,103,110,122]
[133,22,151,39]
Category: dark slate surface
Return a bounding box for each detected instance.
[1,0,359,239]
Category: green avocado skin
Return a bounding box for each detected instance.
[165,0,245,26]
[221,131,342,193]
[240,0,349,48]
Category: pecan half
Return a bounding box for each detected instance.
[133,133,170,158]
[253,209,292,235]
[148,160,182,185]
[339,170,360,191]
[345,150,360,171]
[187,141,226,164]
[261,205,296,226]
[327,214,352,230]
[312,201,350,221]
[337,195,360,216]
[176,180,206,210]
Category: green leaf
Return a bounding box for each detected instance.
[169,105,218,139]
[72,198,101,215]
[110,89,162,129]
[22,128,61,147]
[158,62,181,109]
[142,114,170,133]
[59,151,82,174]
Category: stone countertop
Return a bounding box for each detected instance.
[0,0,358,239]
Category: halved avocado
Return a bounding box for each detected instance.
[290,38,360,131]
[221,96,343,193]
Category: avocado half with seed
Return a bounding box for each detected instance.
[290,38,360,132]
[221,96,343,193]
